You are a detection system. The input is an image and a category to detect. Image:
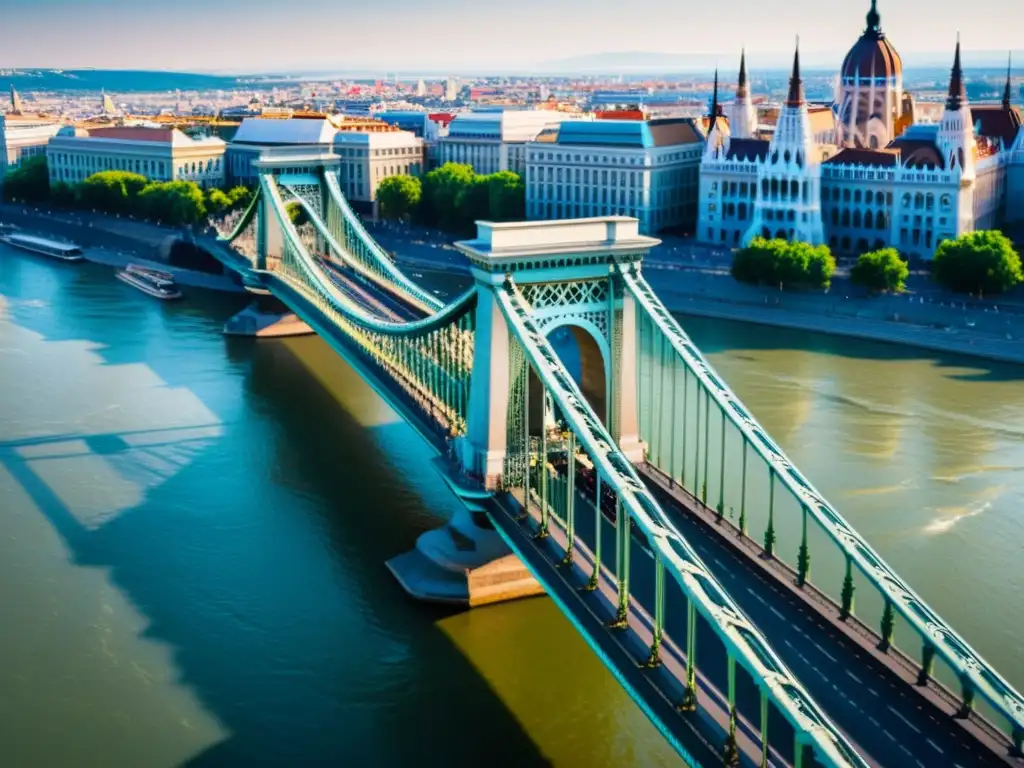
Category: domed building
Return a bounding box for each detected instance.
[837,0,913,149]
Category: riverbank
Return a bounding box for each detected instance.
[0,204,245,293]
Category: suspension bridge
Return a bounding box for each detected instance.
[202,147,1024,767]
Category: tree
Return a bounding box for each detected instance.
[136,181,206,225]
[487,170,525,221]
[454,175,490,231]
[50,181,78,208]
[731,237,835,290]
[1,156,50,204]
[204,188,231,217]
[932,230,1023,295]
[226,185,253,211]
[851,248,909,293]
[421,163,476,231]
[79,171,148,214]
[377,174,422,221]
[285,200,309,227]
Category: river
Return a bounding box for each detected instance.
[1,246,1021,767]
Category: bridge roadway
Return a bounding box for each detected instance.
[486,457,1014,767]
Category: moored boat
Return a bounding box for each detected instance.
[115,264,183,300]
[0,232,84,262]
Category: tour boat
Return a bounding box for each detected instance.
[115,264,183,300]
[0,232,84,262]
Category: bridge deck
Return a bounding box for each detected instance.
[639,465,1019,767]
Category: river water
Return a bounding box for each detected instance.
[1,246,1021,767]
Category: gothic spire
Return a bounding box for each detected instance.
[946,35,966,111]
[709,68,719,124]
[737,49,749,98]
[1004,52,1013,110]
[786,38,805,107]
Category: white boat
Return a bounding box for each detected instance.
[0,232,84,262]
[115,264,183,300]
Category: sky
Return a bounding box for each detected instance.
[2,0,1022,73]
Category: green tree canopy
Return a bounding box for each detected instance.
[79,171,148,214]
[204,188,231,217]
[486,171,525,221]
[285,200,309,227]
[851,248,909,293]
[932,230,1023,295]
[454,176,490,231]
[377,174,422,220]
[1,156,50,204]
[732,238,835,290]
[49,181,78,208]
[226,185,253,210]
[137,180,206,226]
[422,163,476,231]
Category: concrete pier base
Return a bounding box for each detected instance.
[386,457,545,607]
[387,507,544,607]
[224,303,313,337]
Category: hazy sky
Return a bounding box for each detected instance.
[2,0,1021,72]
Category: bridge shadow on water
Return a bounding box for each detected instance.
[0,275,553,766]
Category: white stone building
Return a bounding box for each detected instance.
[333,129,424,214]
[438,110,570,176]
[525,117,704,234]
[698,1,1023,258]
[47,126,227,188]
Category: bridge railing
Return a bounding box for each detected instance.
[260,175,476,436]
[621,265,1024,751]
[496,275,870,768]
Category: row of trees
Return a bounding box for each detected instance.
[376,163,525,232]
[732,231,1021,296]
[2,157,253,227]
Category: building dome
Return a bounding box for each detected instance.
[841,0,902,82]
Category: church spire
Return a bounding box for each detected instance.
[946,35,966,111]
[737,49,749,98]
[709,68,719,124]
[1004,52,1013,110]
[786,38,805,107]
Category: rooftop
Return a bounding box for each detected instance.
[231,117,337,146]
[551,118,702,149]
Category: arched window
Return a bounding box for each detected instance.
[842,210,851,226]
[865,190,874,204]
[853,210,862,227]
[926,193,935,209]
[841,236,851,251]
[762,226,771,238]
[877,212,888,229]
[770,179,779,196]
[790,180,799,199]
[843,189,851,202]
[854,189,862,204]
[762,179,769,197]
[902,193,911,207]
[831,209,839,225]
[738,202,747,219]
[914,193,924,209]
[864,210,874,228]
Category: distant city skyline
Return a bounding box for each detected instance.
[2,0,1022,73]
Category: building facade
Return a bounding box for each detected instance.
[0,115,63,179]
[333,129,424,214]
[525,118,704,234]
[438,110,569,176]
[47,126,226,188]
[698,1,1023,258]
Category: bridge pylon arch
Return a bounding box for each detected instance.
[455,218,658,490]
